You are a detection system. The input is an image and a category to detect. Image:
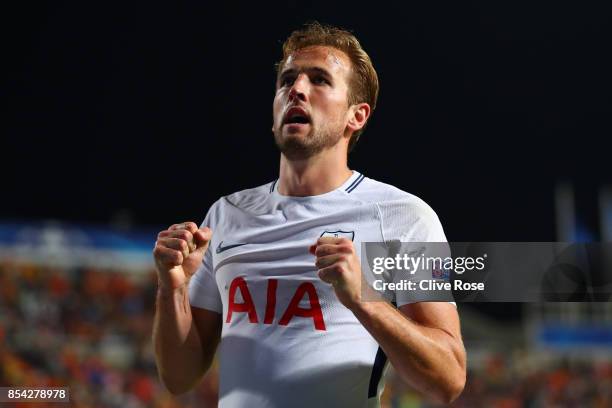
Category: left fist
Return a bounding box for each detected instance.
[310,237,362,310]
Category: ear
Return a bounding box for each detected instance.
[347,103,371,133]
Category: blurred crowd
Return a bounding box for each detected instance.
[0,260,217,408]
[1,260,611,407]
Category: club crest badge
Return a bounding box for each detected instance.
[432,266,451,281]
[320,230,355,241]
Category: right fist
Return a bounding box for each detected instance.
[153,222,212,291]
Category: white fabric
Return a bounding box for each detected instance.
[188,171,447,408]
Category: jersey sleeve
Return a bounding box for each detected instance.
[188,204,223,314]
[377,197,451,307]
[377,197,447,243]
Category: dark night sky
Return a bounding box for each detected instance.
[3,1,611,241]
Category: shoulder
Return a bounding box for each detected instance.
[350,176,413,202]
[355,176,446,241]
[206,181,276,220]
[354,176,438,217]
[222,181,275,208]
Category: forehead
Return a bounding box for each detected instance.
[283,46,351,77]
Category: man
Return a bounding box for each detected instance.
[153,23,466,407]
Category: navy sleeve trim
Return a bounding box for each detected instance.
[368,346,388,398]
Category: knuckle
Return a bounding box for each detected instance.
[200,233,212,244]
[170,250,183,263]
[318,245,333,255]
[340,242,353,252]
[172,230,187,240]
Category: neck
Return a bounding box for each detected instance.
[277,144,352,197]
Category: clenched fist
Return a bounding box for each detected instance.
[310,236,362,310]
[153,222,212,292]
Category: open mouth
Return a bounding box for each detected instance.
[283,107,311,125]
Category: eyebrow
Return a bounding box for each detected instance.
[278,66,333,82]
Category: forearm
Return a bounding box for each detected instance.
[153,286,206,394]
[352,302,466,404]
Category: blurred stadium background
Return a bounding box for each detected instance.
[2,222,612,407]
[3,1,612,407]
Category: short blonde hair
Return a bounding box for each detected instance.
[277,22,379,152]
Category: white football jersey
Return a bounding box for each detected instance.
[189,171,447,408]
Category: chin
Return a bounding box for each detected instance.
[275,136,317,161]
[276,128,310,145]
[283,130,311,141]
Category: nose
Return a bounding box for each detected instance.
[288,73,309,103]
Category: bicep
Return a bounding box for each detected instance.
[399,302,462,343]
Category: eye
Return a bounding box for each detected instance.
[280,75,295,87]
[312,75,329,85]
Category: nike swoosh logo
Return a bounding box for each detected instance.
[216,241,248,254]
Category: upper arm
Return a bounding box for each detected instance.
[398,302,467,401]
[399,302,462,342]
[191,306,222,370]
[399,302,466,369]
